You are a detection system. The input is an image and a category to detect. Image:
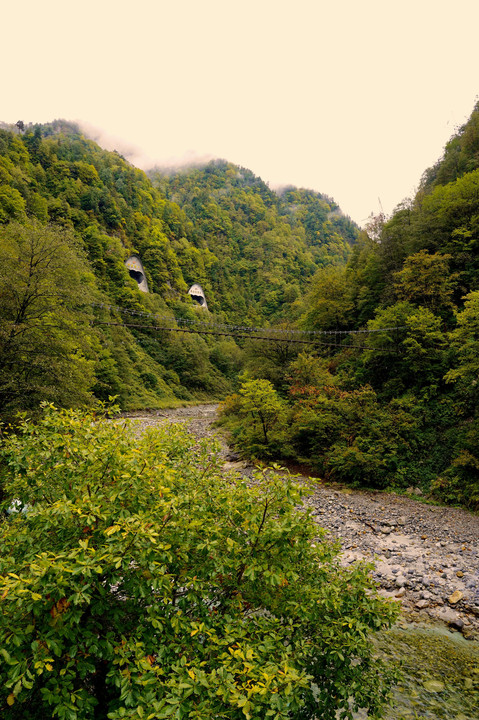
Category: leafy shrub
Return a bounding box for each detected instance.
[288,383,418,488]
[0,404,397,719]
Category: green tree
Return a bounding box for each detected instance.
[393,250,456,314]
[358,302,447,398]
[0,405,397,719]
[287,377,417,489]
[301,266,354,331]
[0,222,97,416]
[0,186,27,223]
[242,324,302,391]
[238,377,285,444]
[218,377,288,458]
[444,290,479,409]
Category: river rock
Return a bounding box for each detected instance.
[415,599,429,609]
[436,606,464,630]
[448,590,463,604]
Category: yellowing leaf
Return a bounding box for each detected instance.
[7,694,15,706]
[105,525,121,536]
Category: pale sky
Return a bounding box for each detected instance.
[2,0,478,225]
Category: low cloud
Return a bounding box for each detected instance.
[78,121,215,174]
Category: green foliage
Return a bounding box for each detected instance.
[6,109,479,508]
[346,233,387,325]
[422,100,479,188]
[219,378,287,457]
[287,381,418,488]
[0,122,358,414]
[0,405,397,719]
[208,339,244,379]
[301,265,354,331]
[219,347,456,491]
[432,429,479,511]
[358,303,448,399]
[242,328,302,391]
[393,250,456,315]
[219,367,419,489]
[0,222,97,416]
[444,290,479,409]
[0,186,27,222]
[433,290,479,509]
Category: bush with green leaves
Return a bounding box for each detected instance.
[218,377,288,459]
[220,372,422,490]
[0,404,397,719]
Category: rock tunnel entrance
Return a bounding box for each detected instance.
[125,256,149,293]
[128,269,144,284]
[188,283,208,310]
[190,293,205,306]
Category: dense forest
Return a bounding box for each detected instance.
[219,101,479,511]
[0,121,356,418]
[151,163,357,322]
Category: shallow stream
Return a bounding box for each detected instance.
[376,620,479,719]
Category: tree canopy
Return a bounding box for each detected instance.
[218,101,479,511]
[0,222,96,416]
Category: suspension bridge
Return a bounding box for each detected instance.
[85,302,404,352]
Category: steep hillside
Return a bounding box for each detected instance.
[0,121,356,417]
[151,161,358,322]
[219,101,479,511]
[421,100,479,189]
[294,100,479,330]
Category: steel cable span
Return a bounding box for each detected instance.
[92,320,386,350]
[83,301,405,339]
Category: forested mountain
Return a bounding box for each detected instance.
[220,101,479,511]
[151,161,357,322]
[0,120,356,418]
[5,110,479,720]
